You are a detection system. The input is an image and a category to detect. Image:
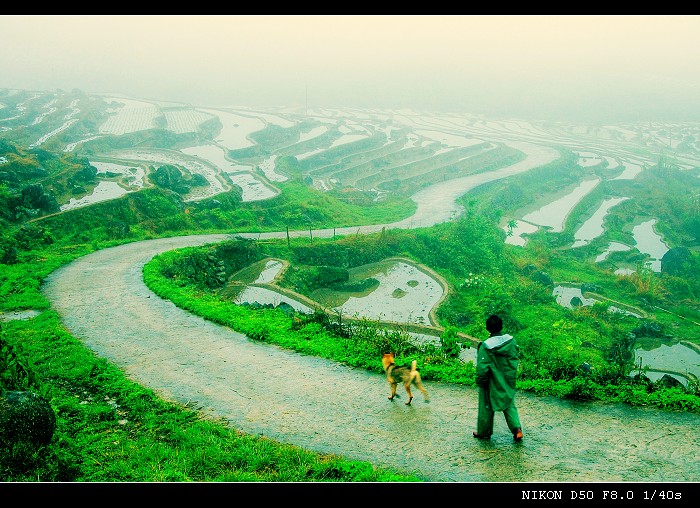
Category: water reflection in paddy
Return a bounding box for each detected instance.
[235,286,313,314]
[60,181,129,211]
[595,241,631,262]
[635,342,700,386]
[505,178,601,244]
[521,177,600,233]
[552,285,641,317]
[316,260,444,325]
[180,143,242,172]
[255,260,284,283]
[611,160,644,180]
[233,259,444,327]
[632,219,669,272]
[571,197,629,248]
[504,219,539,246]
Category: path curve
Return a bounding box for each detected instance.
[40,143,700,482]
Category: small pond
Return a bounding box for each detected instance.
[60,181,130,211]
[521,177,600,233]
[553,285,641,317]
[571,197,629,248]
[233,259,444,326]
[315,260,444,326]
[634,342,700,386]
[631,219,669,273]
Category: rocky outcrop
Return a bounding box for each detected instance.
[657,374,685,389]
[661,246,695,277]
[522,264,553,287]
[0,390,56,446]
[20,183,60,214]
[150,164,207,195]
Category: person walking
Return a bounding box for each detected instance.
[473,314,524,441]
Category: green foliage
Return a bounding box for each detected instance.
[249,124,301,150]
[563,375,598,401]
[282,265,350,294]
[13,224,55,251]
[273,156,303,181]
[440,326,461,359]
[31,187,186,245]
[154,239,265,291]
[604,329,637,381]
[0,152,41,177]
[0,234,18,264]
[661,247,700,288]
[420,358,476,385]
[349,322,420,359]
[0,326,37,392]
[288,241,353,267]
[214,238,264,270]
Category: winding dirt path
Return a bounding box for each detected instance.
[40,143,700,482]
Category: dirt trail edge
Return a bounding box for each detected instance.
[40,144,700,482]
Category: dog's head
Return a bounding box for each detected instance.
[382,352,395,371]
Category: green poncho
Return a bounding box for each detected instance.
[475,333,520,411]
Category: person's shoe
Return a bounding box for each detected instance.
[473,432,490,439]
[513,429,524,441]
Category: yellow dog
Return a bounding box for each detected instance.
[382,353,429,405]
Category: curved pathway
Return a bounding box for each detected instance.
[41,144,700,482]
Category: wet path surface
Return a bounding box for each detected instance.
[42,235,700,482]
[39,145,700,482]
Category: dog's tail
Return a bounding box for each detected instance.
[411,360,417,372]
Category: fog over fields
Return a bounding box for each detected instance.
[2,15,700,122]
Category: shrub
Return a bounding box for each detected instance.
[440,326,461,359]
[563,376,598,401]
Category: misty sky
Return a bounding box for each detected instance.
[2,15,700,123]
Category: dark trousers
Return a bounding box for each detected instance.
[476,385,521,437]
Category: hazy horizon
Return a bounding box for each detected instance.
[2,15,700,123]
